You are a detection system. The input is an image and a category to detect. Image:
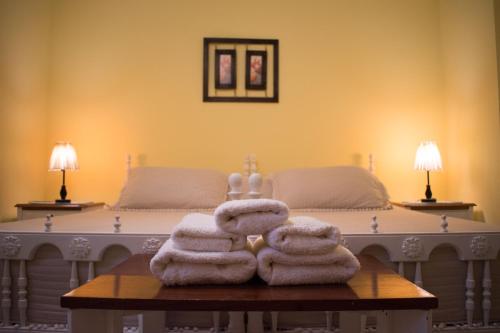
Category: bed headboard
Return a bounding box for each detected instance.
[124,152,375,177]
[122,152,376,203]
[241,153,376,175]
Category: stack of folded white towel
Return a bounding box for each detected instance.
[253,216,360,286]
[150,198,360,286]
[150,199,288,286]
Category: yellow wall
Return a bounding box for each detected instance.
[46,0,447,207]
[0,0,52,221]
[0,0,498,224]
[440,0,500,223]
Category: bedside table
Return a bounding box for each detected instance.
[15,202,105,220]
[391,201,476,220]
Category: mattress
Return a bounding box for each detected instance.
[2,206,498,236]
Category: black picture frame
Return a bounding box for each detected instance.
[215,49,236,89]
[245,50,267,90]
[203,37,279,103]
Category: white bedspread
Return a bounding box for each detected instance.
[1,207,498,235]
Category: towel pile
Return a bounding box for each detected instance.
[150,199,289,286]
[150,198,360,286]
[253,216,360,286]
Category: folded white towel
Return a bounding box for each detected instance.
[214,199,289,235]
[263,216,341,255]
[150,239,257,286]
[253,237,360,286]
[171,213,247,252]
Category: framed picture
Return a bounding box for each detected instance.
[215,49,236,89]
[203,37,279,103]
[246,50,267,90]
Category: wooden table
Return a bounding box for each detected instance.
[15,201,105,220]
[391,201,476,219]
[61,254,437,333]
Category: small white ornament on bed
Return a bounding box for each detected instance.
[243,154,258,177]
[247,173,263,199]
[371,215,378,233]
[441,214,448,232]
[227,173,243,200]
[114,215,121,233]
[44,214,52,232]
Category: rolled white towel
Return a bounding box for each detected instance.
[150,239,257,286]
[214,199,289,235]
[263,216,341,255]
[171,213,247,252]
[253,237,360,286]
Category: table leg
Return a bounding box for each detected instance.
[247,311,264,333]
[378,310,432,333]
[271,311,279,333]
[138,311,165,333]
[325,311,333,331]
[339,312,362,333]
[376,310,391,332]
[360,312,368,332]
[212,311,220,332]
[106,311,122,333]
[228,311,245,333]
[68,309,122,333]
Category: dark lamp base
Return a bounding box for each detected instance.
[56,199,71,204]
[421,198,437,203]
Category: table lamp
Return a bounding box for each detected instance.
[414,141,442,203]
[49,142,79,203]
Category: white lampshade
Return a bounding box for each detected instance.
[414,141,442,171]
[49,142,79,171]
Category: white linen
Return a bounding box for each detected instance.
[263,216,341,255]
[150,239,257,286]
[171,213,246,252]
[116,167,228,209]
[271,166,390,209]
[253,237,360,286]
[3,207,499,235]
[214,199,289,235]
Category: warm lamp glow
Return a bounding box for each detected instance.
[49,142,79,171]
[414,141,441,203]
[49,142,78,203]
[414,141,442,171]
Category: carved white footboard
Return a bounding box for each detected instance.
[1,218,499,332]
[346,234,499,330]
[0,229,167,328]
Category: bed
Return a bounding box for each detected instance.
[0,159,499,333]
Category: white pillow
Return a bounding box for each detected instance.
[271,166,390,209]
[116,167,228,209]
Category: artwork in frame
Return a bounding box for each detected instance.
[246,50,267,90]
[203,37,279,103]
[215,49,236,89]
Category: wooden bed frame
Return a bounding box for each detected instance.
[0,155,498,333]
